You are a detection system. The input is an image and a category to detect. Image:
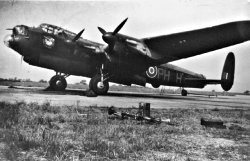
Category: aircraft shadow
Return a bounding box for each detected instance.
[40,87,210,101]
[10,86,196,100]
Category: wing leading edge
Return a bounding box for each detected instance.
[143,21,250,64]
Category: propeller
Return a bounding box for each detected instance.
[98,18,128,44]
[72,29,85,42]
[96,18,128,63]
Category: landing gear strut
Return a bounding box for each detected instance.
[49,73,69,91]
[89,64,110,95]
[181,88,188,96]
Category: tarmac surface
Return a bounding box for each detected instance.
[0,85,250,109]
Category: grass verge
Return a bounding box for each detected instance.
[0,101,249,160]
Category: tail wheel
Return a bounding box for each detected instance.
[181,89,187,96]
[89,74,109,95]
[49,75,67,91]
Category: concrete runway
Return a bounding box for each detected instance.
[0,85,249,109]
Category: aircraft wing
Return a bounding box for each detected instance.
[142,21,250,64]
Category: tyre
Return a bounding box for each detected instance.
[181,89,187,96]
[151,83,160,88]
[49,75,67,91]
[89,74,109,95]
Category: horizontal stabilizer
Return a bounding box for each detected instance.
[184,78,220,85]
[184,78,220,88]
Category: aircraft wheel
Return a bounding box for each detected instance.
[151,83,160,88]
[89,74,109,95]
[49,75,67,91]
[181,89,188,96]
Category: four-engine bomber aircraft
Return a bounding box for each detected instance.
[4,18,249,95]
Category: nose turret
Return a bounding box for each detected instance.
[3,34,13,48]
[4,25,29,55]
[3,33,20,52]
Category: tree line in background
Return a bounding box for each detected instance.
[244,90,250,95]
[0,77,87,85]
[0,77,47,83]
[0,77,30,82]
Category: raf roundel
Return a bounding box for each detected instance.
[146,66,158,78]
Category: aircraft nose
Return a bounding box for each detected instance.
[3,34,14,48]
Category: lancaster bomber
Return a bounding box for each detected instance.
[4,18,249,96]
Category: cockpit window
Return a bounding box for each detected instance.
[40,24,54,34]
[47,26,54,34]
[39,23,79,39]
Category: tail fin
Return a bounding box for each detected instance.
[221,52,235,91]
[184,52,235,91]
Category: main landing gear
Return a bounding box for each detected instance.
[181,88,188,96]
[89,64,110,95]
[49,72,69,91]
[89,74,109,95]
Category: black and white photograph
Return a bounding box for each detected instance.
[0,0,250,160]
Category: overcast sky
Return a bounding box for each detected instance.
[0,0,250,92]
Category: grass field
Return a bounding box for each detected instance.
[0,101,250,161]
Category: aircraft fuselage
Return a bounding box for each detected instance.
[4,21,238,94]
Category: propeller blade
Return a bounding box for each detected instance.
[113,17,128,35]
[6,28,13,30]
[21,56,24,65]
[98,27,106,35]
[72,29,85,42]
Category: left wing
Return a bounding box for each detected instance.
[142,21,250,64]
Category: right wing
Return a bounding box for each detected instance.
[142,21,250,64]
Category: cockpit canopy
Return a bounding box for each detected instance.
[39,23,80,40]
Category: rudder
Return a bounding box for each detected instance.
[221,52,235,91]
